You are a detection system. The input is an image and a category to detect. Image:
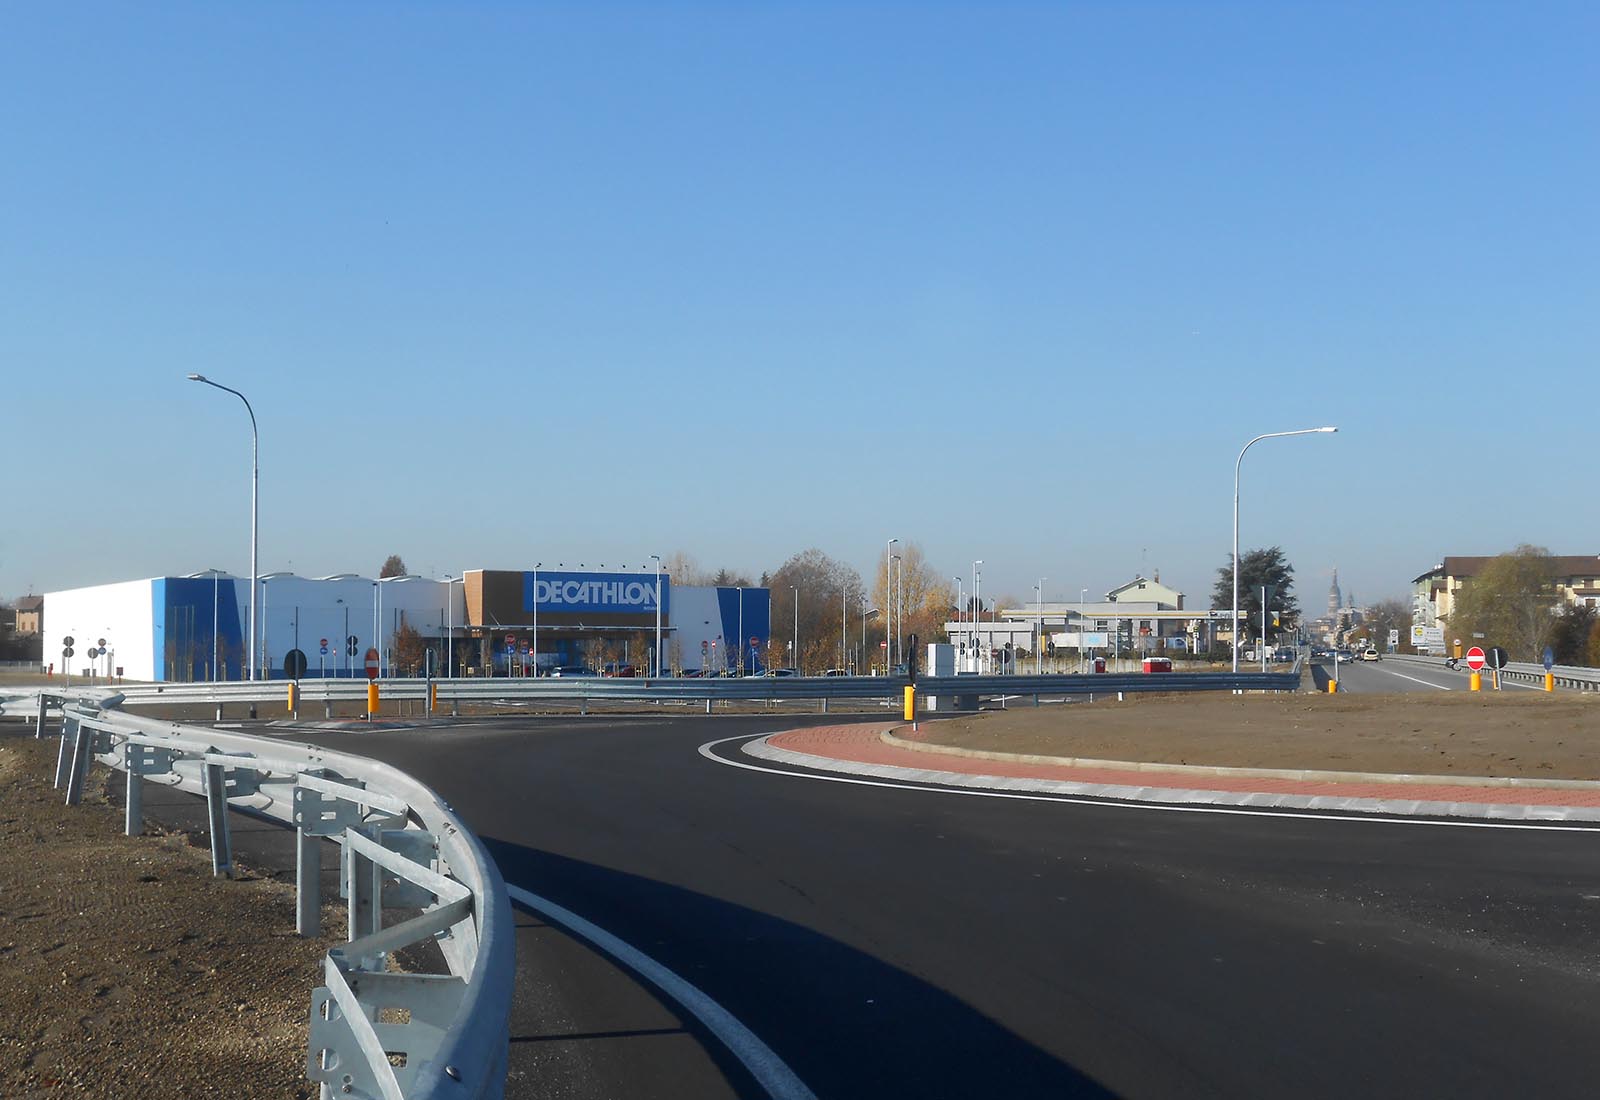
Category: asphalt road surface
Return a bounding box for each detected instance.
[1320,657,1545,694]
[301,714,1600,1099]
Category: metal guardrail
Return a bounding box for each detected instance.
[107,667,1303,713]
[1384,652,1600,691]
[16,687,512,1100]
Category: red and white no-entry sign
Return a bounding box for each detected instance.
[1465,646,1486,671]
[364,647,381,679]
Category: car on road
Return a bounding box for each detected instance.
[1334,648,1354,663]
[1359,647,1381,662]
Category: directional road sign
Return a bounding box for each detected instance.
[1544,646,1556,671]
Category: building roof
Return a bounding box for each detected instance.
[1413,555,1600,585]
[15,595,42,611]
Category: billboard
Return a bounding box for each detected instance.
[523,571,670,617]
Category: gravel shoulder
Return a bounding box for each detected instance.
[0,731,339,1098]
[912,692,1600,781]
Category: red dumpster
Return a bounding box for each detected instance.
[1142,656,1173,673]
[1092,657,1107,673]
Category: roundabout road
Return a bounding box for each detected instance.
[301,714,1600,1099]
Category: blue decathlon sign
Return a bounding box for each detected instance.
[524,571,670,617]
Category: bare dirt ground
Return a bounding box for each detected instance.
[0,732,339,1099]
[915,691,1600,780]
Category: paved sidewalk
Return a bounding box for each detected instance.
[749,724,1600,823]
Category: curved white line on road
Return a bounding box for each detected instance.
[505,883,817,1100]
[697,734,1600,833]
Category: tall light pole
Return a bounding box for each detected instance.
[187,374,257,680]
[737,586,744,676]
[953,577,963,664]
[1232,426,1338,673]
[443,574,457,677]
[972,560,983,673]
[532,563,540,677]
[1036,577,1046,674]
[791,586,799,675]
[885,538,899,674]
[896,553,908,665]
[649,555,662,678]
[1080,588,1089,673]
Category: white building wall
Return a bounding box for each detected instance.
[43,579,157,680]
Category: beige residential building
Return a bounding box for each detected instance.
[1412,556,1600,623]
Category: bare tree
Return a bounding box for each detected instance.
[392,619,428,676]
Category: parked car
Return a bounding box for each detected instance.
[551,665,597,678]
[822,668,850,677]
[602,663,637,677]
[764,667,798,677]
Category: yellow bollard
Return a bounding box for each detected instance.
[430,681,439,712]
[367,681,380,716]
[287,681,297,714]
[1545,672,1555,692]
[1327,679,1337,694]
[903,685,916,721]
[1469,671,1481,692]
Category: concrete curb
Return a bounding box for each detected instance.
[878,729,1600,791]
[745,736,1600,823]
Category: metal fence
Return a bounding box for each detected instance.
[1384,652,1600,691]
[14,687,513,1100]
[103,666,1304,715]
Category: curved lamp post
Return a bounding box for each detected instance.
[187,374,258,680]
[1232,427,1338,672]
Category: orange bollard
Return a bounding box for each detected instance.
[287,681,297,715]
[367,681,380,717]
[903,685,916,721]
[430,681,439,713]
[1469,671,1481,692]
[1327,679,1337,694]
[1545,672,1555,692]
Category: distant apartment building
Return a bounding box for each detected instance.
[1412,555,1600,624]
[14,595,42,635]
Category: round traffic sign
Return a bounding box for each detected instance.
[320,637,328,648]
[63,646,74,658]
[1465,646,1486,671]
[364,648,380,679]
[1487,646,1509,670]
[97,638,106,648]
[284,649,308,679]
[64,636,75,647]
[87,647,99,658]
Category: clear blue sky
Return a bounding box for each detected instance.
[4,2,1595,611]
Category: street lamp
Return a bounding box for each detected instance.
[186,374,258,680]
[892,554,903,669]
[1232,426,1338,673]
[972,560,983,673]
[953,576,963,664]
[443,574,459,677]
[885,538,899,672]
[649,555,662,678]
[532,563,541,677]
[791,586,799,675]
[1036,577,1046,674]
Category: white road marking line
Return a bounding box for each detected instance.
[1366,666,1452,691]
[505,883,816,1100]
[697,735,1600,833]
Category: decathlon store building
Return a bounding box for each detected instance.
[42,568,770,682]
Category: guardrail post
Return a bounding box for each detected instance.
[65,719,94,806]
[324,697,333,719]
[580,697,588,716]
[451,691,458,718]
[297,827,321,936]
[125,765,143,836]
[54,719,75,788]
[203,761,234,878]
[215,702,224,722]
[35,694,47,739]
[822,697,829,714]
[706,697,713,714]
[248,701,257,720]
[343,828,382,967]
